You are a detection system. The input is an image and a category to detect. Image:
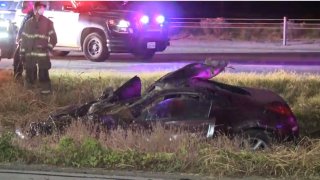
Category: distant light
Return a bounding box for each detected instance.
[0,3,6,7]
[140,15,149,24]
[156,15,165,24]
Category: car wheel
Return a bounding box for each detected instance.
[242,129,271,150]
[83,32,110,62]
[132,50,155,60]
[51,51,70,57]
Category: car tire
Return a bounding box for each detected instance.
[51,51,70,57]
[83,32,110,62]
[132,50,155,60]
[242,129,271,150]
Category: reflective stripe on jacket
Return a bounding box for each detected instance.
[20,15,57,56]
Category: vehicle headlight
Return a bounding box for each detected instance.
[140,15,149,24]
[117,20,130,28]
[0,32,9,38]
[155,15,165,24]
[107,19,131,33]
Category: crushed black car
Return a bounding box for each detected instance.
[17,61,299,150]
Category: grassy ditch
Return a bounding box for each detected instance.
[0,69,320,177]
[1,69,319,135]
[1,127,320,178]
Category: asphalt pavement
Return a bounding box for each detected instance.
[0,164,290,180]
[1,39,320,75]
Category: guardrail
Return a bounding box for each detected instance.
[168,17,320,46]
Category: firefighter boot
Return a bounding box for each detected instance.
[24,68,37,90]
[39,69,51,94]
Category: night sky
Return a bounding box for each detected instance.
[129,1,320,19]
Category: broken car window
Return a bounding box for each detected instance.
[142,93,211,121]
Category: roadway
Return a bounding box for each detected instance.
[1,53,320,74]
[0,164,286,180]
[1,40,320,74]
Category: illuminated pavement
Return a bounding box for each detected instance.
[1,54,320,74]
[1,40,320,74]
[0,164,289,180]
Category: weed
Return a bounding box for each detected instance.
[0,132,24,162]
[0,70,320,177]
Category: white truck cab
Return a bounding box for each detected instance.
[13,1,170,62]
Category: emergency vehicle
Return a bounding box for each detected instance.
[13,1,170,62]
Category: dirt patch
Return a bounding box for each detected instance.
[0,70,12,85]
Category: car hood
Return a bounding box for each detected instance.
[146,61,229,92]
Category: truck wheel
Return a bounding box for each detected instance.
[133,50,155,60]
[83,32,110,62]
[51,51,70,57]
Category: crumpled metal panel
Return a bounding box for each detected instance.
[147,60,228,92]
[18,61,228,138]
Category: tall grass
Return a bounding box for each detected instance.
[5,123,320,177]
[1,69,319,135]
[1,69,320,177]
[172,25,320,42]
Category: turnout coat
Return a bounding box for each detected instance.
[20,15,57,69]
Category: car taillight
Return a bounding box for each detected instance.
[266,102,293,116]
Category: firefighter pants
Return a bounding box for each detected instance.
[23,51,51,91]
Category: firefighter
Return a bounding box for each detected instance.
[20,1,57,94]
[13,1,34,80]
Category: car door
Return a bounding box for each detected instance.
[45,1,80,48]
[138,92,216,138]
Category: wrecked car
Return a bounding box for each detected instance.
[17,60,299,150]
